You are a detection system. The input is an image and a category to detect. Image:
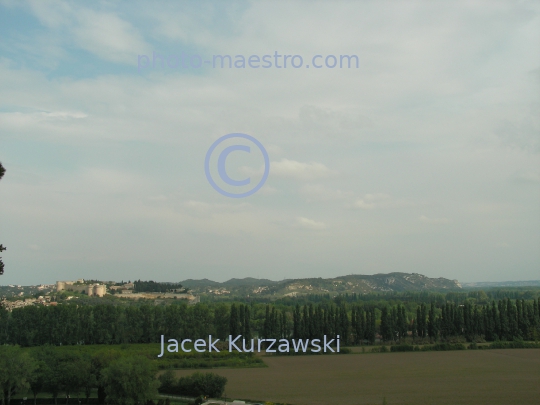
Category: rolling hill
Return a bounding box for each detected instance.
[181,272,462,298]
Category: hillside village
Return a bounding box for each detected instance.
[5,272,538,312]
[0,278,199,311]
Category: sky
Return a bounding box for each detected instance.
[0,0,539,286]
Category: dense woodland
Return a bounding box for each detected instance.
[1,294,539,347]
[0,345,227,405]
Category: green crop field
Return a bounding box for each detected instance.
[173,349,540,405]
[22,343,265,370]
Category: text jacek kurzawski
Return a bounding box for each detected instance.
[157,335,341,357]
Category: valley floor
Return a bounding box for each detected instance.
[173,349,540,405]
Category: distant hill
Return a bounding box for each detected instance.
[181,277,281,289]
[221,277,281,287]
[180,278,221,288]
[461,280,540,288]
[180,272,462,297]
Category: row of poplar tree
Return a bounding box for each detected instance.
[1,297,539,347]
[380,299,540,342]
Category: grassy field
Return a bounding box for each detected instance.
[22,342,265,370]
[173,349,540,405]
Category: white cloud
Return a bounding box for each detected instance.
[298,105,373,139]
[354,199,376,210]
[1,0,539,284]
[0,111,87,130]
[353,193,391,210]
[271,159,335,181]
[300,184,352,202]
[73,9,150,63]
[26,1,150,64]
[295,217,327,231]
[419,215,451,225]
[81,168,141,194]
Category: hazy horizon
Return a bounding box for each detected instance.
[1,0,539,286]
[2,271,540,288]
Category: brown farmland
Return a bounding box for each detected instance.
[173,349,540,405]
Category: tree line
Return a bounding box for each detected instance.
[215,288,540,308]
[0,345,158,405]
[0,345,227,405]
[1,298,539,348]
[133,280,185,293]
[377,299,540,342]
[157,371,226,398]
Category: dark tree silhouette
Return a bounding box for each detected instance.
[0,162,5,274]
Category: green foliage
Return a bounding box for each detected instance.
[488,341,540,349]
[25,343,264,373]
[1,294,539,358]
[159,371,227,398]
[134,280,184,293]
[101,356,159,405]
[190,397,204,405]
[379,342,467,353]
[19,345,247,405]
[90,348,123,404]
[213,304,229,340]
[57,352,89,399]
[422,343,466,351]
[28,345,96,403]
[390,344,414,352]
[158,370,177,393]
[380,307,392,342]
[0,345,37,405]
[275,346,351,356]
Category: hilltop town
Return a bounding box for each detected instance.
[3,273,539,312]
[0,278,198,311]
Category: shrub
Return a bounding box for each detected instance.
[421,343,465,351]
[390,344,414,352]
[158,370,176,393]
[101,356,159,405]
[192,397,204,405]
[159,371,228,398]
[488,341,540,349]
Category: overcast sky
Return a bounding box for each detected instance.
[0,0,539,286]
